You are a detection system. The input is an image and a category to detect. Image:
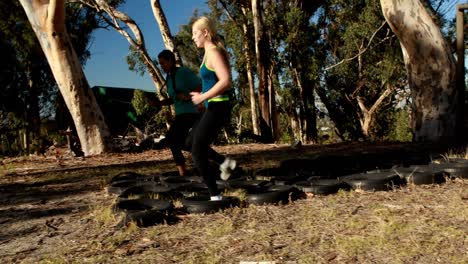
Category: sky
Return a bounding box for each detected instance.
[83,0,209,92]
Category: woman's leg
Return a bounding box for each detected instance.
[191,102,231,196]
[166,114,199,175]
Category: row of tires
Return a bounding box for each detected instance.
[107,158,468,226]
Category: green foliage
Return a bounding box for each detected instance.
[384,108,413,142]
[131,90,165,135]
[126,45,152,77]
[316,0,407,140]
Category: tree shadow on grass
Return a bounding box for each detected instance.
[230,142,445,176]
[0,160,173,207]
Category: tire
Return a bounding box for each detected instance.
[405,171,445,185]
[246,189,290,205]
[294,179,348,195]
[114,198,173,212]
[173,182,210,198]
[110,171,152,183]
[160,176,192,189]
[123,209,168,227]
[254,167,285,181]
[267,185,306,201]
[225,179,269,192]
[117,183,178,200]
[440,162,468,179]
[107,180,138,195]
[182,196,240,214]
[341,172,403,191]
[365,169,393,174]
[393,166,445,185]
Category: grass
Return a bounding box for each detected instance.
[2,143,467,263]
[7,177,468,263]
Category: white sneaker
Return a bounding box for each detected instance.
[219,158,237,181]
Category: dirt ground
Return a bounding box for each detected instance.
[0,142,467,263]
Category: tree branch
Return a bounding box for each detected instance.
[324,21,387,71]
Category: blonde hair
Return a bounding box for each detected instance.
[193,16,228,57]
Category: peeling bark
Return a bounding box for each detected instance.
[380,0,458,143]
[20,0,111,156]
[150,0,181,65]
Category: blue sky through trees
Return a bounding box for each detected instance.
[83,0,208,92]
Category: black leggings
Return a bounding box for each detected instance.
[165,113,200,165]
[191,101,231,196]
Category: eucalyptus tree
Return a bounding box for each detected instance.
[269,1,325,143]
[380,0,461,144]
[1,1,40,154]
[17,0,113,156]
[78,0,165,95]
[216,0,260,136]
[150,0,181,65]
[316,0,406,140]
[251,0,280,142]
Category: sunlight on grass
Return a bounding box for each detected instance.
[224,188,247,201]
[335,234,374,257]
[440,147,468,161]
[89,204,116,227]
[0,163,16,177]
[38,258,68,264]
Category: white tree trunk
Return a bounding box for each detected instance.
[380,0,457,143]
[19,0,111,156]
[150,0,181,65]
[241,6,260,136]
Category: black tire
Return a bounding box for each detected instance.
[440,162,468,179]
[406,171,445,185]
[173,182,210,198]
[393,166,445,185]
[118,183,179,200]
[294,179,348,195]
[225,179,269,192]
[107,180,139,195]
[365,169,393,174]
[341,172,403,191]
[114,198,173,212]
[267,185,306,201]
[246,189,290,205]
[123,209,168,227]
[161,170,182,177]
[160,176,192,189]
[110,171,154,183]
[273,174,307,186]
[254,167,285,181]
[182,196,240,214]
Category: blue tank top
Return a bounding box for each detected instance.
[199,48,230,106]
[199,61,217,94]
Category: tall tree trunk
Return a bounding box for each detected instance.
[19,0,111,156]
[241,6,260,136]
[380,0,458,144]
[268,63,280,141]
[252,0,273,142]
[292,68,317,143]
[218,1,260,136]
[26,61,41,153]
[150,0,181,65]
